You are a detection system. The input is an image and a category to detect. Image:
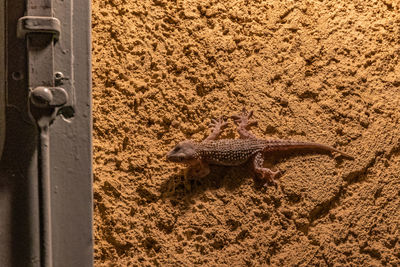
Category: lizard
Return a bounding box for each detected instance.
[166,108,354,186]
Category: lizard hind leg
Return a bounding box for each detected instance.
[231,108,258,139]
[252,152,280,187]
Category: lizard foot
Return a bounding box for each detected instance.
[252,153,280,187]
[255,168,281,187]
[231,108,258,139]
[204,116,229,141]
[209,116,229,132]
[231,108,258,127]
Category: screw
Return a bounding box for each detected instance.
[54,72,64,82]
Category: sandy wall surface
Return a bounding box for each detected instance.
[92,0,400,266]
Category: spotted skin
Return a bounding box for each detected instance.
[199,139,265,166]
[166,109,354,186]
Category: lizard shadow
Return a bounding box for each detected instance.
[159,147,348,209]
[160,148,347,203]
[159,162,262,203]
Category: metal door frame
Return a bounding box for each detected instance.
[0,1,93,266]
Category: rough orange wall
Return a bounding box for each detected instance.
[92,0,400,266]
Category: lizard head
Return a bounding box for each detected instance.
[166,140,199,164]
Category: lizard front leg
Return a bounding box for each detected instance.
[252,152,280,186]
[185,161,210,178]
[204,116,228,141]
[231,108,258,139]
[183,161,210,192]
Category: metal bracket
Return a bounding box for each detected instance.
[17,16,61,40]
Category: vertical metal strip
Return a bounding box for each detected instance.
[37,120,53,267]
[26,0,54,86]
[27,0,52,16]
[25,1,55,267]
[51,1,93,265]
[26,0,53,88]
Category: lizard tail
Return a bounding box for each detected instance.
[313,143,354,159]
[266,140,354,160]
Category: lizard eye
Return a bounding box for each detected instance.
[173,146,180,152]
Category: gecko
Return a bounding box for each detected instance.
[166,108,354,186]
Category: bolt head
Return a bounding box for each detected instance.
[31,87,53,107]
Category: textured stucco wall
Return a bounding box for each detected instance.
[92,1,400,266]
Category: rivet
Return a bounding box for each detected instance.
[11,71,23,80]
